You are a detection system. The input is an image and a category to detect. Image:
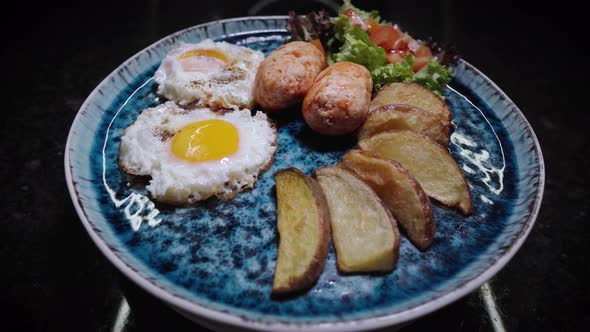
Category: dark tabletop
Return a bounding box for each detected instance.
[2,0,588,331]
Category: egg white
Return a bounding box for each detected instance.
[154,39,264,109]
[119,101,277,205]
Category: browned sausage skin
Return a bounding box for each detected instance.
[302,62,373,135]
[254,41,327,112]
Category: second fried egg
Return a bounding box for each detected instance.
[154,39,264,109]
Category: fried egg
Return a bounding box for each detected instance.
[154,39,264,109]
[119,101,277,205]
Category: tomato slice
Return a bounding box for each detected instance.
[408,39,422,53]
[412,45,432,71]
[369,26,402,52]
[364,18,381,35]
[414,45,432,58]
[364,20,433,71]
[413,57,429,72]
[392,34,411,52]
[386,52,404,64]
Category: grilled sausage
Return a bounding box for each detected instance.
[302,62,373,135]
[254,41,327,111]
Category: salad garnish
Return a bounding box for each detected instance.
[287,0,456,98]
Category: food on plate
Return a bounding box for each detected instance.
[358,104,451,145]
[254,41,327,111]
[359,130,472,215]
[154,39,264,109]
[338,150,435,250]
[314,166,399,272]
[302,61,372,135]
[369,83,452,124]
[272,168,331,295]
[288,1,454,97]
[118,101,277,205]
[369,25,432,72]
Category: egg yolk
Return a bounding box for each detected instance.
[179,49,228,73]
[171,120,238,162]
[179,49,228,62]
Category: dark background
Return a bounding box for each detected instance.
[2,0,588,331]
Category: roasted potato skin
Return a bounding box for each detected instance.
[369,82,452,125]
[313,166,399,273]
[359,104,452,146]
[359,130,473,215]
[302,62,373,135]
[254,42,327,112]
[272,167,331,295]
[339,150,436,250]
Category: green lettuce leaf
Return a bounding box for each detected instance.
[371,55,416,89]
[330,16,386,71]
[412,59,454,97]
[372,55,452,98]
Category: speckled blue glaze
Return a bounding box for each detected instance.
[66,17,544,330]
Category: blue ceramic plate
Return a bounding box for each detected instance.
[65,17,544,331]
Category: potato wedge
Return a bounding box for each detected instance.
[359,130,473,215]
[313,166,399,272]
[339,150,436,250]
[358,104,451,146]
[272,168,330,295]
[369,82,452,124]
